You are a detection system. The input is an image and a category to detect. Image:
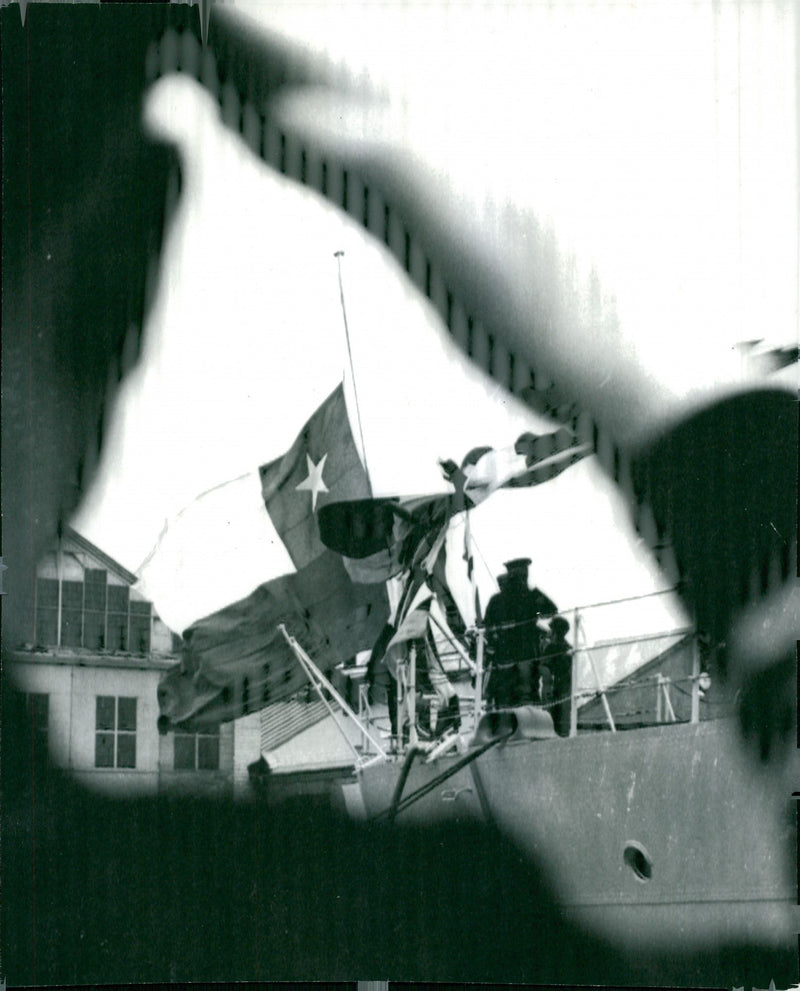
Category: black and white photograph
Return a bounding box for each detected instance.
[2,1,798,987]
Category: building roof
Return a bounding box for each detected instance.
[63,525,138,585]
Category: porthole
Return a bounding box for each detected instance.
[623,840,653,882]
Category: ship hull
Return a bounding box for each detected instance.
[355,718,795,955]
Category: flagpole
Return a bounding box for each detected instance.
[334,251,373,494]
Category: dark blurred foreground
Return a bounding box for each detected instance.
[2,690,795,987]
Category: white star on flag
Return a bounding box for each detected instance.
[295,453,329,511]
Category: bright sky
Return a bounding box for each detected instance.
[73,0,797,661]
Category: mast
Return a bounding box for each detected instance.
[334,250,372,493]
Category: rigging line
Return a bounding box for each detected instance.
[133,470,254,575]
[334,250,372,495]
[463,526,498,590]
[561,586,680,614]
[570,627,694,650]
[459,533,677,614]
[474,587,682,627]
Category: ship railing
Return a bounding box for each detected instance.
[472,617,721,737]
[356,623,719,760]
[570,667,731,729]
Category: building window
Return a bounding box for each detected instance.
[129,600,152,654]
[60,580,84,647]
[34,568,153,655]
[107,585,130,651]
[95,696,137,769]
[34,579,59,646]
[173,726,220,771]
[83,569,107,650]
[25,693,49,758]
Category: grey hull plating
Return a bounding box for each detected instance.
[356,719,795,953]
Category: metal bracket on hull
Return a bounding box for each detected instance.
[473,705,556,744]
[376,731,513,823]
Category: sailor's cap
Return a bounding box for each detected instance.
[504,557,532,573]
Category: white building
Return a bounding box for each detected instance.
[9,526,262,798]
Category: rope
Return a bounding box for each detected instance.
[480,610,690,643]
[466,534,675,615]
[560,586,681,613]
[461,533,678,615]
[334,251,372,494]
[466,526,502,591]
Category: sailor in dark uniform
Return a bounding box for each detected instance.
[483,558,557,708]
[484,572,515,707]
[541,616,573,736]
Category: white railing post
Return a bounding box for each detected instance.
[358,681,373,754]
[407,643,418,748]
[570,608,579,737]
[580,613,616,733]
[396,662,406,754]
[690,637,701,724]
[474,626,485,723]
[662,676,677,722]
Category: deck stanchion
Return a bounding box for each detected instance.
[407,644,418,748]
[578,613,616,733]
[690,636,701,724]
[570,608,579,737]
[662,676,677,722]
[358,682,373,754]
[474,626,485,722]
[396,662,406,754]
